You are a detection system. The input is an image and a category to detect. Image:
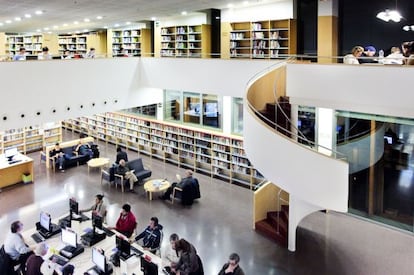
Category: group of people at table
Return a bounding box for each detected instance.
[3,193,245,275]
[343,41,414,65]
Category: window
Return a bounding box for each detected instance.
[232,98,243,135]
[202,94,221,129]
[164,90,181,122]
[183,92,201,125]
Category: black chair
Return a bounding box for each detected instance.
[172,178,201,205]
[0,245,20,275]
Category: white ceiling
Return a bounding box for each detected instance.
[0,0,281,33]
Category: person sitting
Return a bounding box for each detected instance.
[218,253,245,275]
[61,50,72,59]
[4,221,34,273]
[38,46,52,60]
[79,194,107,222]
[108,204,137,238]
[343,46,363,64]
[359,45,377,64]
[13,47,26,61]
[85,47,95,58]
[50,143,65,172]
[74,141,93,159]
[160,170,194,201]
[116,159,138,193]
[26,242,58,275]
[172,238,200,275]
[134,217,163,253]
[163,233,180,272]
[402,41,414,65]
[115,147,128,164]
[384,46,404,65]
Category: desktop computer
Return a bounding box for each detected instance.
[81,212,106,246]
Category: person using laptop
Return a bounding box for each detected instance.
[116,159,138,193]
[79,194,107,222]
[134,217,163,253]
[107,204,137,238]
[218,253,245,275]
[26,242,59,275]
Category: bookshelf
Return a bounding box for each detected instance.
[110,28,151,57]
[0,122,62,154]
[63,112,264,189]
[58,34,87,54]
[160,24,211,58]
[228,19,296,59]
[6,34,44,55]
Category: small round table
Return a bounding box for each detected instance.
[144,179,171,200]
[87,158,110,174]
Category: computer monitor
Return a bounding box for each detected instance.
[140,256,158,275]
[92,247,107,273]
[384,136,393,145]
[61,227,77,248]
[40,211,51,232]
[4,147,18,161]
[115,235,130,256]
[92,212,103,231]
[204,102,218,117]
[69,198,79,215]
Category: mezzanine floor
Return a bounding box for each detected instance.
[0,130,413,275]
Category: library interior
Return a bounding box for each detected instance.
[0,0,414,274]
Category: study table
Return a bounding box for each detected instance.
[22,213,165,275]
[144,179,171,200]
[0,153,34,189]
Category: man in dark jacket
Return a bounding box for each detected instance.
[160,170,194,201]
[115,147,128,164]
[218,253,245,275]
[135,217,163,253]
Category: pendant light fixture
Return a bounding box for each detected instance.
[376,0,402,22]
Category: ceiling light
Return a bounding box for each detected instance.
[151,17,156,21]
[96,16,103,20]
[126,21,131,25]
[181,11,187,15]
[103,26,108,29]
[53,25,58,29]
[44,27,49,30]
[24,14,31,18]
[114,23,120,27]
[376,9,402,22]
[75,31,80,34]
[84,18,90,22]
[35,10,43,15]
[74,21,79,24]
[14,17,21,21]
[5,20,12,24]
[47,31,52,34]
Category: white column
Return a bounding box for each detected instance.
[316,107,336,156]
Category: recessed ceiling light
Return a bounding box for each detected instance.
[96,16,103,20]
[44,27,49,30]
[24,14,31,18]
[84,18,90,22]
[126,21,131,25]
[5,20,12,24]
[35,10,43,15]
[114,23,120,27]
[181,11,187,15]
[151,17,156,21]
[63,23,68,27]
[103,26,108,29]
[74,21,79,25]
[14,17,21,21]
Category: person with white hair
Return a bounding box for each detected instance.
[25,242,58,275]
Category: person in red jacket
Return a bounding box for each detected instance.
[108,204,137,238]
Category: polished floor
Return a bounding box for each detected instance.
[1,130,414,274]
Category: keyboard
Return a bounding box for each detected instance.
[8,159,22,165]
[31,232,45,243]
[49,254,69,266]
[130,246,144,257]
[102,227,115,237]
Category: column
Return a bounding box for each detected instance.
[318,0,338,63]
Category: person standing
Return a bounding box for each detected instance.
[218,253,245,275]
[80,194,107,221]
[108,203,137,238]
[4,221,34,274]
[172,238,200,275]
[116,147,128,164]
[163,233,180,271]
[116,159,138,193]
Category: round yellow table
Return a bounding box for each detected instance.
[87,157,110,173]
[144,179,171,200]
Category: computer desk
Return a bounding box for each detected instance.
[0,153,34,189]
[22,213,164,275]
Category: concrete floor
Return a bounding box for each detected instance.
[0,130,414,274]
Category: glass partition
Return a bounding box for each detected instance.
[164,90,181,122]
[232,98,243,135]
[202,94,221,128]
[183,92,201,125]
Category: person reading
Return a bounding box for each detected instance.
[159,170,194,200]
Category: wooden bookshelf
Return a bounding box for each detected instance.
[0,122,62,154]
[58,34,87,55]
[109,28,151,57]
[227,19,296,59]
[5,33,44,56]
[160,24,211,58]
[63,112,264,189]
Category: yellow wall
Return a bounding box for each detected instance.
[318,16,338,63]
[87,31,107,56]
[43,34,59,55]
[220,22,231,59]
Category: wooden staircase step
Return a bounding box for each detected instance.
[255,220,287,247]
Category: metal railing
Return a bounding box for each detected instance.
[277,188,289,235]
